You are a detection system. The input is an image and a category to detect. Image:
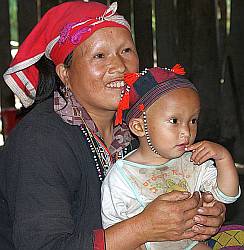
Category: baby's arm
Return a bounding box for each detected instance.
[186,141,240,199]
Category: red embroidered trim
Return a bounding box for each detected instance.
[138,103,145,111]
[93,229,105,250]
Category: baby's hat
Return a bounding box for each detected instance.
[115,64,197,125]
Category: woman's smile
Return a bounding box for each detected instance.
[106,80,125,88]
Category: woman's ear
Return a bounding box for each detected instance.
[56,64,70,88]
[129,118,145,137]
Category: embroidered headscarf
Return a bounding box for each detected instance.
[115,65,198,125]
[3,1,130,108]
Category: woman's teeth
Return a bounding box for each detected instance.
[107,81,125,88]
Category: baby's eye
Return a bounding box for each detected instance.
[169,118,178,124]
[94,53,104,59]
[191,118,198,124]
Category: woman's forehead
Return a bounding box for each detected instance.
[85,27,132,42]
[74,27,134,52]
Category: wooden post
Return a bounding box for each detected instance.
[190,1,220,142]
[217,0,227,67]
[0,0,16,140]
[176,0,193,72]
[93,0,108,5]
[228,0,244,163]
[134,0,154,70]
[17,0,38,43]
[41,0,60,16]
[216,1,239,161]
[117,0,132,25]
[155,0,178,67]
[0,0,15,109]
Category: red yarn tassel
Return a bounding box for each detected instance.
[124,73,140,86]
[115,91,130,125]
[115,109,122,125]
[171,64,186,75]
[115,73,140,125]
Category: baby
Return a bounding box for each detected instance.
[101,65,241,250]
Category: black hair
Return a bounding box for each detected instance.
[17,53,73,117]
[35,52,73,103]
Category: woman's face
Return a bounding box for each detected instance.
[65,27,139,115]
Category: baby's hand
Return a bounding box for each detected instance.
[185,141,229,165]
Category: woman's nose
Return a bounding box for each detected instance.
[109,55,126,74]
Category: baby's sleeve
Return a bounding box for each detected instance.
[200,160,241,204]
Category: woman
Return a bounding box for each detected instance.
[2,1,225,249]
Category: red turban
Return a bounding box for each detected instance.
[3,1,130,107]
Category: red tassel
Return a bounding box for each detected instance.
[124,73,140,86]
[115,92,130,125]
[171,64,186,75]
[120,92,130,110]
[115,109,122,125]
[115,72,140,125]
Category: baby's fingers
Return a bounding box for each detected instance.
[190,145,207,163]
[186,141,203,151]
[192,150,212,165]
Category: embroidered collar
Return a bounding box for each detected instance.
[54,90,132,162]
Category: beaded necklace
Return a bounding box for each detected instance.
[80,123,111,181]
[54,91,133,182]
[80,120,132,182]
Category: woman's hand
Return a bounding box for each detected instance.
[105,191,201,250]
[137,191,201,242]
[105,191,225,249]
[191,192,226,241]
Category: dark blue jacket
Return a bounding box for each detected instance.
[1,98,103,249]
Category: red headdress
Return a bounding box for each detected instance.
[3,1,130,107]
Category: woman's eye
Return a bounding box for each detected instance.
[191,118,198,124]
[169,118,178,124]
[122,48,132,53]
[94,53,104,59]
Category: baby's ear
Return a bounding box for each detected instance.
[129,118,145,137]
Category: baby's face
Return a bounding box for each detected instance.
[145,88,200,162]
